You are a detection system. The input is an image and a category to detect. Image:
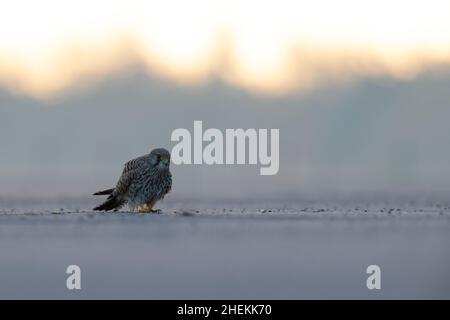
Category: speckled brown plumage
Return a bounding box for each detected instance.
[93,148,172,212]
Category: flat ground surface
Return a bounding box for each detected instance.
[0,198,449,299]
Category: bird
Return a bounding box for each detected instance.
[93,148,172,213]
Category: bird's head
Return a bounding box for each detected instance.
[149,148,171,171]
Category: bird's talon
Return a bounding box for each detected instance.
[138,206,151,213]
[138,207,161,214]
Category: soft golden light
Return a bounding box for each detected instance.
[0,0,450,98]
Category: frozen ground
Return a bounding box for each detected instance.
[0,197,449,299]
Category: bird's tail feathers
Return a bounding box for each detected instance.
[93,195,124,211]
[93,188,115,196]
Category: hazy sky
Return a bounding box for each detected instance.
[1,66,450,199]
[1,1,450,200]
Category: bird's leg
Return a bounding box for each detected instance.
[138,204,151,213]
[138,201,161,214]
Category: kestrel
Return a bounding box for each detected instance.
[93,148,172,213]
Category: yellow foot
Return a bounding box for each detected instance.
[138,206,161,214]
[138,206,151,213]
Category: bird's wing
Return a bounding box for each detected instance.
[114,155,148,196]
